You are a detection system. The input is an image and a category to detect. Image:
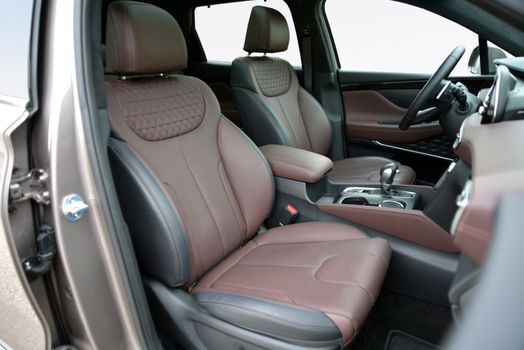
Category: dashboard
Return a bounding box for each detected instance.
[451,58,524,264]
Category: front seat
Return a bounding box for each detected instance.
[105,2,391,349]
[231,6,416,185]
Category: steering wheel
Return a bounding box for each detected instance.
[399,46,466,130]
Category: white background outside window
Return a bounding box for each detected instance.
[196,0,512,74]
[195,0,302,66]
[325,0,480,75]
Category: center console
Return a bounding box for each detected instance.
[261,143,471,305]
[260,144,470,242]
[261,144,469,254]
[315,159,470,253]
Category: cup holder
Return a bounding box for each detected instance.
[336,187,417,209]
[341,197,371,206]
[379,199,406,209]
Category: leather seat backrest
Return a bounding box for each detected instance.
[105,1,274,287]
[231,6,332,156]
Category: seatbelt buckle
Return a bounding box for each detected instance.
[278,204,299,226]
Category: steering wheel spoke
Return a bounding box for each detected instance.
[414,106,440,124]
[399,46,466,130]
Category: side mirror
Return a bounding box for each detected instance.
[468,45,508,74]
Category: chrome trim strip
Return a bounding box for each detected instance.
[373,140,455,161]
[338,186,416,200]
[0,338,12,350]
[436,80,452,100]
[451,179,473,236]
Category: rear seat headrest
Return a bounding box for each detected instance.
[243,6,290,54]
[105,1,187,76]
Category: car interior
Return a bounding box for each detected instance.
[99,0,524,349]
[10,0,524,349]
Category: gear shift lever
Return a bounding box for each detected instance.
[380,162,399,195]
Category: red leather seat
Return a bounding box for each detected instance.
[194,222,390,345]
[231,6,416,185]
[105,2,391,348]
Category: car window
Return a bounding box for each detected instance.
[0,1,33,99]
[195,0,302,66]
[324,0,512,75]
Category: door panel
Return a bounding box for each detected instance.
[339,71,452,167]
[343,90,444,144]
[338,70,494,183]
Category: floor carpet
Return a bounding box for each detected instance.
[351,290,452,350]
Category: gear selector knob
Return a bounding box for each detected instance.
[380,162,399,195]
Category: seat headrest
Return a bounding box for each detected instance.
[105,1,187,75]
[243,6,290,54]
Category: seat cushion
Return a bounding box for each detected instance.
[329,156,416,185]
[192,222,391,346]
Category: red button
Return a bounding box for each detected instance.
[286,204,298,216]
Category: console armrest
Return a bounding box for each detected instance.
[260,144,334,183]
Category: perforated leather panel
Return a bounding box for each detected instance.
[108,77,205,141]
[251,57,291,97]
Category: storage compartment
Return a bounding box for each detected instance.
[341,196,374,206]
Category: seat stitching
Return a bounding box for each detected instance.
[236,262,319,268]
[256,238,366,247]
[236,251,385,269]
[124,4,134,70]
[217,160,247,243]
[256,239,389,266]
[205,244,259,290]
[211,253,382,302]
[178,144,227,257]
[197,300,337,332]
[296,90,314,151]
[206,255,376,338]
[324,310,359,331]
[313,274,375,303]
[236,250,383,266]
[205,238,388,306]
[119,89,201,105]
[219,250,385,305]
[219,117,276,212]
[233,254,383,303]
[211,281,297,304]
[324,311,359,345]
[275,95,301,147]
[108,8,119,70]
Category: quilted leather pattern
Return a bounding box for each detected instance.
[251,58,291,97]
[108,77,205,141]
